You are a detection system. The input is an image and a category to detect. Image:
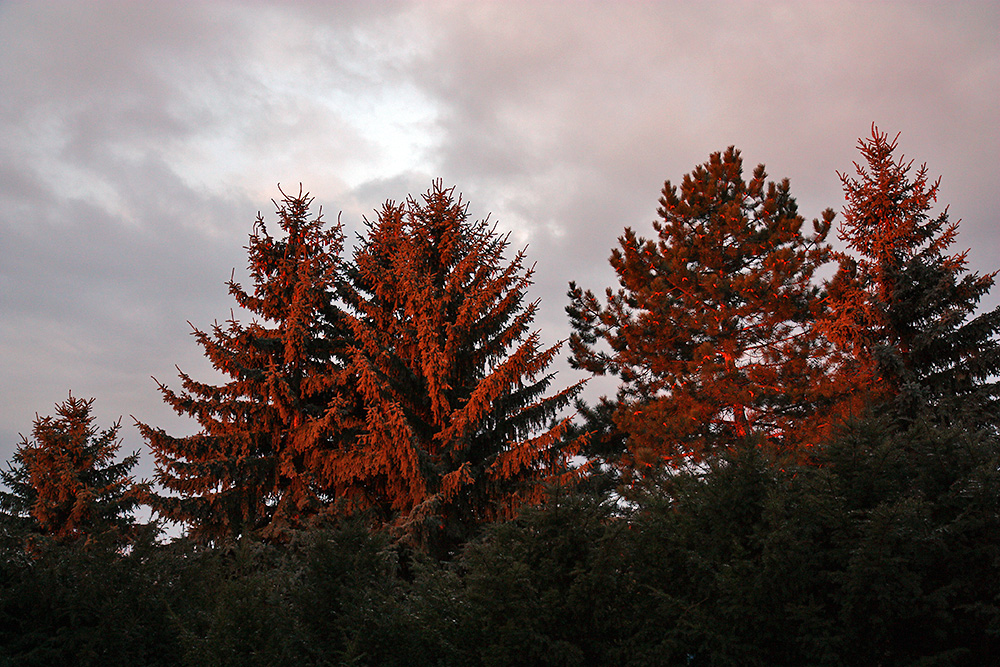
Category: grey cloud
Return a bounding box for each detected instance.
[1,1,998,481]
[393,0,1000,318]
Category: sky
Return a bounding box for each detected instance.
[2,1,999,482]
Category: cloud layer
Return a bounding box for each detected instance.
[2,1,998,477]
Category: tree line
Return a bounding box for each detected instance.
[2,125,999,665]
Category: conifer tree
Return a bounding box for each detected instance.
[824,125,1000,413]
[0,394,143,548]
[137,188,357,542]
[332,181,581,556]
[567,148,835,467]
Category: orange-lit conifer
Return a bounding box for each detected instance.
[824,124,1000,412]
[330,182,582,556]
[568,148,835,467]
[137,188,358,542]
[0,394,143,549]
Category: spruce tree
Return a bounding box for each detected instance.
[333,181,582,556]
[138,187,357,542]
[824,124,1000,415]
[567,147,835,468]
[0,394,143,549]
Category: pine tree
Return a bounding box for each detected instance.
[0,394,143,549]
[567,147,835,468]
[824,124,1000,414]
[137,187,358,542]
[332,181,582,557]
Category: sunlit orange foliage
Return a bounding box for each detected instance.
[326,181,582,555]
[822,124,1000,408]
[0,394,142,548]
[138,187,357,542]
[569,148,836,467]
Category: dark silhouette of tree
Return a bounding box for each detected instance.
[568,147,835,469]
[333,181,582,557]
[0,394,143,549]
[138,187,358,543]
[823,124,1000,416]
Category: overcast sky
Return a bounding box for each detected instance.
[2,1,998,480]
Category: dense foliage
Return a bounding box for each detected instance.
[0,395,144,551]
[4,410,998,665]
[333,182,582,557]
[136,188,355,542]
[3,128,999,665]
[567,147,836,469]
[823,125,1000,418]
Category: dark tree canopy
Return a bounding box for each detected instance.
[568,147,835,468]
[0,394,143,549]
